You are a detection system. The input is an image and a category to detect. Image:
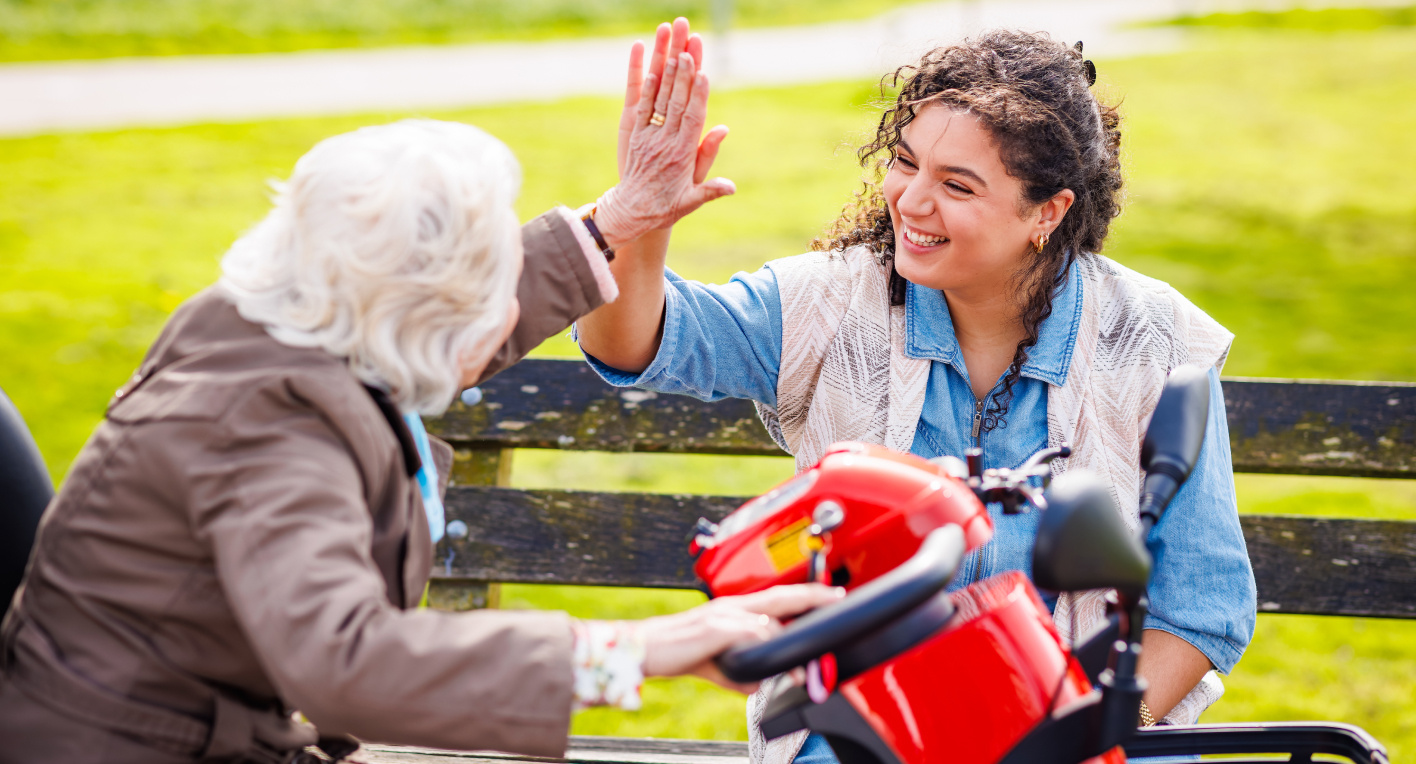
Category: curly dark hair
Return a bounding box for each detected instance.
[814,30,1123,433]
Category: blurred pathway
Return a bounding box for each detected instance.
[0,0,1391,136]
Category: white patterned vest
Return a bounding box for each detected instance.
[748,246,1236,764]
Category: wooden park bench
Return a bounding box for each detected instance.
[364,359,1416,763]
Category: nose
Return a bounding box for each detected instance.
[895,170,935,222]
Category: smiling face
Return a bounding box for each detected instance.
[884,104,1071,301]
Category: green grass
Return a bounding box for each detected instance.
[0,0,924,63]
[1103,29,1416,382]
[2,25,1415,758]
[1161,4,1416,31]
[0,78,877,480]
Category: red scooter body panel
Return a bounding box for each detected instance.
[838,573,1124,764]
[694,443,993,596]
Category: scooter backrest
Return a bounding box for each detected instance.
[715,524,965,684]
[1032,470,1149,597]
[1139,365,1212,515]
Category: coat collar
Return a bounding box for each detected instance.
[902,258,1084,387]
[363,385,422,478]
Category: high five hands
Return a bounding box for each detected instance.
[593,18,735,248]
[572,26,837,693]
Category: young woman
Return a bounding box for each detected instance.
[577,27,1257,764]
[0,28,841,761]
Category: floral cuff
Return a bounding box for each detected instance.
[570,619,646,711]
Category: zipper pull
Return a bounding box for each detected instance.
[971,399,984,441]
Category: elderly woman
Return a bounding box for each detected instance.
[578,24,1258,764]
[0,32,840,762]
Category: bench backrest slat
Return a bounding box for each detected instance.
[1225,377,1416,478]
[435,359,776,455]
[436,487,1416,619]
[1246,514,1416,618]
[429,361,1416,479]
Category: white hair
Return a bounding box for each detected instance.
[219,119,522,415]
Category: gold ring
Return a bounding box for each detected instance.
[649,112,666,127]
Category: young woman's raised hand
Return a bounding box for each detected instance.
[595,17,733,248]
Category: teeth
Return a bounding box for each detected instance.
[905,228,947,247]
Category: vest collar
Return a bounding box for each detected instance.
[902,258,1083,387]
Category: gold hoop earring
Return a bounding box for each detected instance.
[1033,232,1050,254]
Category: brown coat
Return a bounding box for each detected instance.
[0,211,608,763]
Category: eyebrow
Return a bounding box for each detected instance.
[897,138,990,190]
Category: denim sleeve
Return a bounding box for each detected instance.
[1143,366,1257,675]
[579,267,783,407]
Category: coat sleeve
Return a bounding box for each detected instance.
[185,388,575,754]
[476,209,615,384]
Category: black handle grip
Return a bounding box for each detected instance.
[715,525,965,683]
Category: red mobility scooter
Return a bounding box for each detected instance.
[690,367,1388,764]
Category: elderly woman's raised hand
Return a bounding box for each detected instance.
[593,18,734,247]
[639,583,844,694]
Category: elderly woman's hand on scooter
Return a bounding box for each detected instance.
[641,584,846,695]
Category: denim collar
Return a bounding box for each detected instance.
[903,258,1083,387]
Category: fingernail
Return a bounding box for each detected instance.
[834,587,847,596]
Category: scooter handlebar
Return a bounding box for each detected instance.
[715,525,966,684]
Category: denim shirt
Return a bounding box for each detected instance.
[581,261,1256,674]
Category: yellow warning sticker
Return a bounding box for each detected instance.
[766,518,811,571]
